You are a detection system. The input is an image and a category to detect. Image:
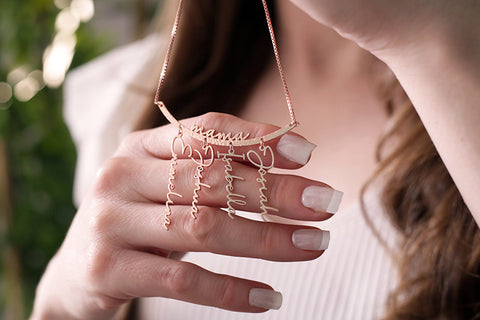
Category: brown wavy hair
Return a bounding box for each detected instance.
[140,0,480,318]
[366,79,480,319]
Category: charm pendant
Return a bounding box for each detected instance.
[190,141,214,219]
[217,144,247,218]
[248,141,279,217]
[164,130,184,229]
[164,129,214,229]
[163,124,282,228]
[155,0,299,230]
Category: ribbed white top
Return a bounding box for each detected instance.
[138,193,399,320]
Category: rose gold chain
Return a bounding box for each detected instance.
[154,0,297,126]
[260,0,297,126]
[154,0,184,105]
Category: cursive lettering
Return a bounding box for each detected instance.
[192,124,250,142]
[217,149,247,218]
[164,135,189,229]
[190,145,214,218]
[247,145,278,215]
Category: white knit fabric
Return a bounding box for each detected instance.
[65,35,400,320]
[137,194,399,320]
[64,34,165,206]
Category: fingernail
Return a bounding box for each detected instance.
[302,186,343,214]
[249,288,283,310]
[277,134,316,165]
[292,229,330,251]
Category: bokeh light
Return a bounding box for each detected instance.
[7,67,29,86]
[55,7,80,34]
[28,70,45,90]
[0,82,13,104]
[2,0,96,97]
[14,77,39,102]
[70,0,94,22]
[42,0,94,89]
[54,0,70,10]
[43,33,76,88]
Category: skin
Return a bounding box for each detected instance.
[242,0,388,208]
[31,0,480,318]
[286,0,480,223]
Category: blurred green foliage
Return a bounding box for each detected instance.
[0,0,114,318]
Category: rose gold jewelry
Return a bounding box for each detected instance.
[155,0,298,229]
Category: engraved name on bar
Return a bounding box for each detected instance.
[192,124,250,142]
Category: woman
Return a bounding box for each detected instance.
[31,0,480,319]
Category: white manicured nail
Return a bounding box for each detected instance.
[302,186,343,214]
[292,229,330,251]
[277,134,316,165]
[249,288,283,310]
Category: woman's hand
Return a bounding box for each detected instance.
[31,113,341,320]
[289,0,476,57]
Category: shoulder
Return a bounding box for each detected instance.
[65,34,164,90]
[64,34,166,206]
[64,34,164,137]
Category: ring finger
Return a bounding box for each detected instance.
[113,202,329,262]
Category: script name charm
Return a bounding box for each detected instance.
[163,132,214,229]
[164,134,189,229]
[217,142,278,218]
[190,144,214,218]
[164,152,182,229]
[163,124,280,229]
[217,147,247,218]
[247,144,279,215]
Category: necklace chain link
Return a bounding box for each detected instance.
[154,0,297,127]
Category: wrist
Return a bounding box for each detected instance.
[31,260,124,320]
[30,260,72,320]
[373,9,480,70]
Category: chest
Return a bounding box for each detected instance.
[240,66,388,207]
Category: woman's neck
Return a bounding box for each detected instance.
[275,0,376,87]
[241,0,389,207]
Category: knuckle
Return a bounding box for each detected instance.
[249,123,277,141]
[201,160,226,194]
[82,243,125,314]
[181,161,200,189]
[162,264,195,295]
[118,131,143,154]
[92,157,130,196]
[266,174,284,209]
[91,295,126,312]
[259,224,278,254]
[195,112,239,133]
[217,276,238,309]
[184,207,218,246]
[88,201,118,236]
[84,242,117,288]
[200,112,228,127]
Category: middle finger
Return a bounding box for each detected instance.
[110,157,341,221]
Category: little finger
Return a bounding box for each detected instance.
[111,251,282,312]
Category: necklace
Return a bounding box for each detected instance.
[154,0,298,229]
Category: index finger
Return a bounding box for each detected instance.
[116,112,316,169]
